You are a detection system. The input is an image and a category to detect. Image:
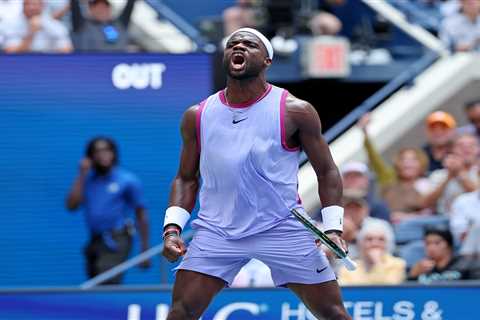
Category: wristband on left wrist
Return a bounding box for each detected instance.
[163,227,180,240]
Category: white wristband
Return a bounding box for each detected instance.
[164,206,190,231]
[321,205,344,233]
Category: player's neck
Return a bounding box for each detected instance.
[225,77,268,105]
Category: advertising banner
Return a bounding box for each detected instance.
[0,285,477,320]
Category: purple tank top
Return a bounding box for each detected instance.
[192,84,302,239]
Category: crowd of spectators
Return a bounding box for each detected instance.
[232,99,480,288]
[390,0,480,53]
[334,100,480,286]
[0,0,136,53]
[1,0,479,54]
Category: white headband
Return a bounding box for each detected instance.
[226,28,274,60]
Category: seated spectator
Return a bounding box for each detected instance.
[231,258,274,287]
[458,100,480,144]
[340,189,393,258]
[309,0,345,36]
[0,0,22,23]
[0,0,23,50]
[338,219,406,285]
[340,161,391,222]
[70,0,136,52]
[440,0,461,17]
[424,133,479,215]
[459,224,480,255]
[2,0,73,53]
[422,111,457,173]
[439,0,480,52]
[47,0,71,21]
[450,178,480,242]
[322,191,382,272]
[408,227,474,283]
[358,114,432,223]
[223,0,261,37]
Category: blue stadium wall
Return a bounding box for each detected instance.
[0,54,212,286]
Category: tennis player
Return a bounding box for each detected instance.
[162,28,351,320]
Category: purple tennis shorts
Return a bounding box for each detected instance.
[175,216,336,287]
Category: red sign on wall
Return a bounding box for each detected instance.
[303,37,350,78]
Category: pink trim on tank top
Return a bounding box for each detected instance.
[196,100,207,154]
[280,90,301,152]
[219,83,273,108]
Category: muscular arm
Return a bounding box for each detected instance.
[167,105,200,219]
[285,94,342,208]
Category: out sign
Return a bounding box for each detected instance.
[112,63,166,90]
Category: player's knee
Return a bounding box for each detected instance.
[323,304,351,320]
[167,301,203,320]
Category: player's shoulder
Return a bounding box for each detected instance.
[283,91,318,123]
[185,96,210,115]
[284,91,315,114]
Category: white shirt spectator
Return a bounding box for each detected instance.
[427,166,479,215]
[0,0,23,22]
[440,0,460,17]
[439,11,480,51]
[2,12,72,52]
[0,0,23,49]
[450,190,480,240]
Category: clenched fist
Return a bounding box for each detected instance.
[162,232,187,262]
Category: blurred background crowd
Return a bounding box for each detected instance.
[1,0,480,290]
[0,0,479,54]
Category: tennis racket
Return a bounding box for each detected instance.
[291,208,357,271]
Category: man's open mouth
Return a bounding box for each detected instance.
[231,53,246,71]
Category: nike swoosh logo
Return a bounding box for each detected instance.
[316,266,328,273]
[232,118,248,124]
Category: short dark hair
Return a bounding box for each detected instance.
[424,227,454,248]
[464,99,480,111]
[85,136,118,164]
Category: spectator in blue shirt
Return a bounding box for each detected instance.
[66,136,150,284]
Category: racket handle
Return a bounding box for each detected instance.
[342,256,357,271]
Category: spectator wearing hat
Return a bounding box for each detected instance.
[358,114,433,224]
[422,111,457,173]
[340,161,391,222]
[338,219,406,285]
[2,0,73,53]
[424,133,480,215]
[408,228,474,283]
[70,0,136,52]
[340,189,390,259]
[458,100,480,144]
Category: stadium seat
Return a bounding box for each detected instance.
[398,240,425,269]
[394,216,449,244]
